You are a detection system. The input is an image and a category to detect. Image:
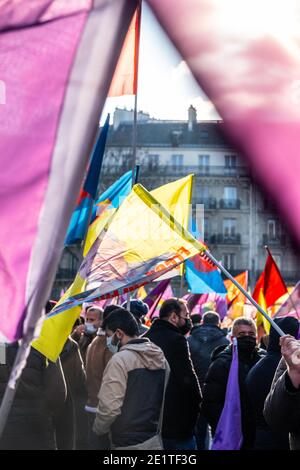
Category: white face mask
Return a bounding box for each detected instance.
[84,322,97,335]
[106,334,120,354]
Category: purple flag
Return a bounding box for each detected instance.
[0,0,138,342]
[211,338,243,450]
[148,0,300,248]
[144,280,171,309]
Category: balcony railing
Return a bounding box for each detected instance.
[219,199,241,210]
[262,234,287,246]
[101,164,250,178]
[198,197,217,209]
[210,233,241,245]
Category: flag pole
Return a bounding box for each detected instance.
[204,249,285,337]
[128,2,141,312]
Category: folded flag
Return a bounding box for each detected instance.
[211,338,243,450]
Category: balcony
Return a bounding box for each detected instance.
[219,199,241,210]
[101,164,250,178]
[198,197,217,209]
[210,233,241,245]
[262,234,287,246]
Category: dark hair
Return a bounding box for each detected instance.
[103,304,120,322]
[159,298,187,320]
[102,308,139,337]
[190,313,202,325]
[202,311,220,326]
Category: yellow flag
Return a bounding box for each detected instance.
[84,174,193,257]
[33,183,203,361]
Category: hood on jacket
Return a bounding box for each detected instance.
[119,338,166,370]
[191,324,227,343]
[268,317,299,353]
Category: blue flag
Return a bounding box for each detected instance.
[185,218,227,294]
[65,115,110,245]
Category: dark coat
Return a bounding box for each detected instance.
[202,343,265,449]
[264,358,300,450]
[71,330,95,365]
[0,344,66,450]
[144,319,202,440]
[188,325,229,387]
[55,337,88,450]
[246,317,299,449]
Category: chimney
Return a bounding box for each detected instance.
[188,105,197,131]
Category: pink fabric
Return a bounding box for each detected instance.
[148,0,300,246]
[0,5,89,340]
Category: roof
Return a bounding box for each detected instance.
[106,121,233,149]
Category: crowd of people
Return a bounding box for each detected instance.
[0,297,299,450]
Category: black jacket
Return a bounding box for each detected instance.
[188,325,229,387]
[264,359,300,450]
[246,317,299,449]
[0,344,66,450]
[202,343,265,449]
[144,319,202,439]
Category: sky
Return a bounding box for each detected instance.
[101,2,220,124]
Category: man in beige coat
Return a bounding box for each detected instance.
[93,308,168,449]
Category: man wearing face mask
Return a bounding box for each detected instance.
[202,317,265,449]
[143,298,202,450]
[72,306,103,364]
[93,308,169,449]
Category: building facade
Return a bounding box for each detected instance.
[53,107,300,297]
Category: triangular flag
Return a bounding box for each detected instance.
[108,3,141,97]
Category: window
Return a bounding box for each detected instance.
[223,218,236,238]
[222,253,236,270]
[272,254,281,269]
[225,155,237,168]
[199,154,210,174]
[203,217,210,238]
[148,154,159,169]
[268,219,280,240]
[224,187,237,201]
[171,154,183,167]
[199,186,209,200]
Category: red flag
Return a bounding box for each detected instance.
[108,2,141,97]
[253,250,288,308]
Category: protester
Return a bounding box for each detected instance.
[85,304,118,449]
[202,317,265,449]
[121,298,150,335]
[188,311,229,449]
[93,308,168,449]
[144,298,202,450]
[264,334,300,450]
[72,306,103,363]
[55,336,88,450]
[190,313,202,330]
[0,344,66,450]
[246,317,299,449]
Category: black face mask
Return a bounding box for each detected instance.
[178,318,192,336]
[237,336,257,353]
